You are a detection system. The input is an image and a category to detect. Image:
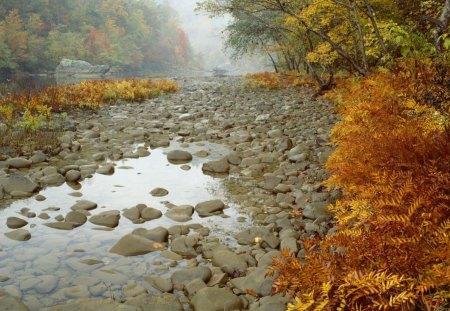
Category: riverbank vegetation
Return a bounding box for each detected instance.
[199,0,450,310]
[0,79,178,155]
[0,0,196,74]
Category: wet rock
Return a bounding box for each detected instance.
[202,158,229,174]
[0,173,38,194]
[235,227,280,249]
[257,250,282,268]
[46,298,140,311]
[125,293,182,311]
[141,207,162,221]
[191,287,243,311]
[80,259,104,265]
[0,295,30,311]
[194,150,209,158]
[227,152,242,165]
[7,158,32,169]
[10,191,33,198]
[167,150,192,163]
[250,294,288,311]
[171,267,211,287]
[110,234,162,256]
[34,275,59,294]
[123,283,147,298]
[145,275,173,293]
[35,194,46,201]
[6,217,28,229]
[5,229,31,241]
[45,222,77,230]
[150,187,169,197]
[195,199,225,217]
[185,278,206,297]
[170,236,197,257]
[123,206,140,222]
[65,211,87,226]
[71,200,97,211]
[89,210,120,228]
[212,249,248,275]
[96,164,114,175]
[165,205,194,222]
[231,267,276,297]
[133,227,168,243]
[40,173,66,186]
[0,275,10,282]
[31,151,46,164]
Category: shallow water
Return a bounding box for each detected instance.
[0,142,250,310]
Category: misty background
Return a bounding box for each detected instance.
[163,0,269,74]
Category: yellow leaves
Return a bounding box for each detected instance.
[243,72,314,89]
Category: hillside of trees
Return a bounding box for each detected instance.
[0,0,195,75]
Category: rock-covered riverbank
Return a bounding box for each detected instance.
[0,76,338,310]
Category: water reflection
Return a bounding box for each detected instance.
[0,142,249,310]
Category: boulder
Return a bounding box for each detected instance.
[212,250,248,275]
[4,229,31,241]
[165,205,194,222]
[89,210,120,228]
[191,287,243,311]
[195,200,225,217]
[7,157,32,169]
[125,293,182,311]
[55,59,110,76]
[170,267,211,287]
[235,227,280,249]
[230,267,276,297]
[202,159,229,174]
[0,173,38,194]
[166,150,192,164]
[71,200,97,211]
[110,234,162,256]
[6,217,28,229]
[133,227,168,243]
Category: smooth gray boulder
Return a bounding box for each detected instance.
[125,293,182,311]
[166,150,192,163]
[171,267,211,287]
[195,200,225,217]
[71,200,97,211]
[4,229,31,241]
[89,210,120,228]
[0,173,38,194]
[150,187,169,197]
[235,227,280,249]
[231,267,276,297]
[110,234,162,256]
[6,217,28,229]
[191,287,243,311]
[165,205,194,222]
[212,250,248,274]
[133,227,168,243]
[7,157,32,169]
[65,211,87,226]
[55,58,110,76]
[202,159,230,174]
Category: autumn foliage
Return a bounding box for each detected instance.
[269,59,450,310]
[0,79,179,132]
[244,72,315,89]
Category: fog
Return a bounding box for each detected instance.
[163,0,270,73]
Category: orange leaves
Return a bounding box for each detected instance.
[243,72,314,89]
[271,60,450,310]
[0,79,179,131]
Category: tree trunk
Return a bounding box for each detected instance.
[351,0,369,71]
[362,0,388,56]
[433,0,450,54]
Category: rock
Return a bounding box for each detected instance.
[7,158,32,169]
[10,191,32,198]
[251,294,288,311]
[45,222,77,230]
[195,200,225,217]
[280,237,298,253]
[261,175,282,191]
[0,275,10,282]
[46,299,140,311]
[125,293,182,311]
[123,283,147,298]
[184,278,206,297]
[150,187,169,197]
[133,227,168,243]
[227,152,242,165]
[80,259,104,265]
[235,227,280,249]
[65,211,87,226]
[123,206,140,221]
[171,267,211,287]
[65,170,81,182]
[191,287,243,311]
[171,236,198,257]
[38,213,50,219]
[212,250,248,275]
[110,234,162,256]
[34,275,59,294]
[89,210,120,228]
[167,150,192,163]
[0,173,38,194]
[35,194,46,201]
[40,173,65,186]
[302,202,332,220]
[31,151,46,164]
[257,250,281,268]
[165,205,194,222]
[144,275,173,293]
[231,267,276,297]
[55,58,110,76]
[96,164,114,175]
[0,295,30,311]
[194,150,209,158]
[202,159,229,174]
[6,217,28,229]
[141,207,162,221]
[71,200,97,211]
[4,229,31,241]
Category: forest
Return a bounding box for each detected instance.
[198,0,450,310]
[0,0,195,74]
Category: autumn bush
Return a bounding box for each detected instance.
[0,78,178,155]
[269,60,450,311]
[243,71,314,89]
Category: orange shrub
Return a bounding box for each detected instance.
[270,60,450,310]
[243,71,314,89]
